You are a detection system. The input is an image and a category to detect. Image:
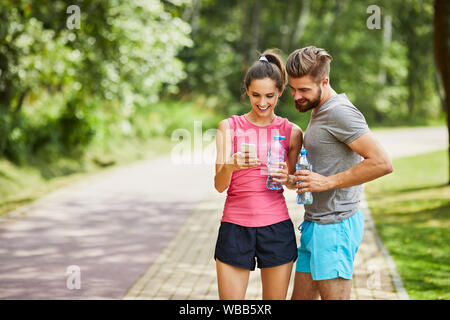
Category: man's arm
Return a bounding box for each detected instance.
[295,131,393,193]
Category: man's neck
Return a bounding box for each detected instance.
[312,85,337,115]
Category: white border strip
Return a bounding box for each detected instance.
[360,194,410,300]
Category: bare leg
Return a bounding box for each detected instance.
[260,262,294,300]
[316,278,352,300]
[291,272,320,300]
[216,259,251,300]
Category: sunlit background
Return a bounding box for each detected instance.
[0,0,448,300]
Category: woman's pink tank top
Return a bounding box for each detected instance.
[221,114,294,227]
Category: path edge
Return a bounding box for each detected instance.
[361,193,410,300]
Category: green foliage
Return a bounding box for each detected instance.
[0,0,192,163]
[171,0,441,127]
[131,99,223,138]
[0,0,444,166]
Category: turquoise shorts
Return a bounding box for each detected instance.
[295,210,364,281]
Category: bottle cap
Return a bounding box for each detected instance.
[300,148,307,155]
[273,133,286,141]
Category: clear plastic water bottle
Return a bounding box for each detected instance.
[266,133,286,190]
[296,148,313,204]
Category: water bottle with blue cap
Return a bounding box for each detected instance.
[296,148,313,204]
[266,133,286,190]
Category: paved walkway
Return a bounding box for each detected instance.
[0,126,447,299]
[123,189,399,300]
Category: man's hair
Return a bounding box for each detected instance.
[286,46,332,82]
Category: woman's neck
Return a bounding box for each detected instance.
[245,111,276,126]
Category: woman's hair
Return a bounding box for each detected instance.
[286,46,332,82]
[243,49,287,93]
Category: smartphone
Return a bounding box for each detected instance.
[241,143,257,157]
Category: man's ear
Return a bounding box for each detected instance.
[278,87,284,98]
[321,77,329,87]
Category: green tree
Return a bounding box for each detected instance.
[0,0,192,162]
[171,0,440,127]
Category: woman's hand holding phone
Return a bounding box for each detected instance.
[228,143,260,171]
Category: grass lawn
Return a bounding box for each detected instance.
[0,136,176,217]
[365,149,450,300]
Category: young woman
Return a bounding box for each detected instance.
[214,49,303,300]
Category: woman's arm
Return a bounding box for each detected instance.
[214,119,260,193]
[286,124,303,187]
[214,120,233,193]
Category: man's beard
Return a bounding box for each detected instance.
[295,87,322,113]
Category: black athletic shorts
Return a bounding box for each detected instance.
[214,219,298,271]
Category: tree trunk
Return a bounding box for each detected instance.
[240,1,252,73]
[292,0,311,46]
[378,15,392,84]
[190,0,201,37]
[181,0,201,37]
[14,90,28,115]
[248,0,263,61]
[434,71,447,112]
[433,0,450,184]
[281,7,295,53]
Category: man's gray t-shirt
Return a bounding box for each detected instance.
[303,93,369,224]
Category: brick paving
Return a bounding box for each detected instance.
[123,188,401,300]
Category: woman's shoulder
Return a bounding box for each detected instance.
[290,123,303,139]
[275,115,294,129]
[276,116,303,142]
[218,118,230,131]
[218,115,242,130]
[277,115,300,128]
[291,122,302,133]
[221,114,247,129]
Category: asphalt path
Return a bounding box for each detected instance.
[0,156,214,299]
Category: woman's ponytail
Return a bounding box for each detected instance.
[244,48,287,93]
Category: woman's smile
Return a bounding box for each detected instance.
[257,105,271,111]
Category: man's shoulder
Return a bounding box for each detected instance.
[316,94,352,117]
[322,95,369,143]
[327,95,365,121]
[327,94,358,111]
